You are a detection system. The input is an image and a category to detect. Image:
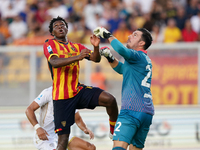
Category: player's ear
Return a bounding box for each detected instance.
[139,41,145,47]
[51,31,55,37]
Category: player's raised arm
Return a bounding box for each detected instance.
[75,111,94,139]
[93,27,131,60]
[25,101,49,141]
[89,34,101,62]
[100,46,123,74]
[93,27,116,43]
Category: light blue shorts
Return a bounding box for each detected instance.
[113,109,153,148]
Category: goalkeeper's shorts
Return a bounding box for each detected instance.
[113,110,153,148]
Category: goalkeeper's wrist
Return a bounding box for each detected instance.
[106,55,115,63]
[103,32,113,39]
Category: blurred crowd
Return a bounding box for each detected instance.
[0,0,200,46]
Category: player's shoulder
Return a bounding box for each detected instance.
[44,38,55,44]
[44,39,49,43]
[41,86,53,96]
[68,40,74,44]
[34,86,52,105]
[69,40,83,46]
[68,40,80,46]
[44,86,53,92]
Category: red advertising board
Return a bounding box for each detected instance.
[149,49,198,105]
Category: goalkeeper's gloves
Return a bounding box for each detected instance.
[100,46,114,63]
[93,27,113,39]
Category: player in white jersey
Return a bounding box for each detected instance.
[25,86,95,150]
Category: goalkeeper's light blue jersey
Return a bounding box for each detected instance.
[111,39,154,115]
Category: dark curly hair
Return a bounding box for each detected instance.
[49,16,68,36]
[137,28,153,50]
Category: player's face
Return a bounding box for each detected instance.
[126,30,143,49]
[52,20,68,39]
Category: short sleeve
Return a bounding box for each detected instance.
[77,43,88,52]
[34,87,52,107]
[43,39,59,61]
[77,43,92,60]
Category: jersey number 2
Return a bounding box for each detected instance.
[114,122,122,132]
[141,65,151,88]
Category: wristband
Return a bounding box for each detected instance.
[34,124,41,130]
[103,32,113,39]
[106,55,115,63]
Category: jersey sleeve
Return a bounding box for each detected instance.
[77,43,92,60]
[128,50,142,63]
[43,39,59,62]
[113,61,123,74]
[110,39,131,60]
[34,88,52,107]
[78,43,87,51]
[110,39,141,62]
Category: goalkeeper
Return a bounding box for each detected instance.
[94,27,154,150]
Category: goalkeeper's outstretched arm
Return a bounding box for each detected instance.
[93,27,130,59]
[111,59,123,75]
[100,46,123,74]
[110,58,118,68]
[93,27,116,42]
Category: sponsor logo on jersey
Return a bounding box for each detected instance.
[47,45,53,53]
[71,47,76,51]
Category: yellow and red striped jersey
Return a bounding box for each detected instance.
[43,39,91,100]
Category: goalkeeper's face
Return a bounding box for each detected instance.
[52,20,68,39]
[126,31,143,50]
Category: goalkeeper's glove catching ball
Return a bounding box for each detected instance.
[93,27,113,39]
[100,46,114,63]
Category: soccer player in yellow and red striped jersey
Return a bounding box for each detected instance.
[44,37,89,100]
[43,16,118,150]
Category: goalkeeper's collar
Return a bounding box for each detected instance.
[138,49,147,54]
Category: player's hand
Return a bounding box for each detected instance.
[100,46,115,63]
[100,46,112,57]
[36,127,49,141]
[90,34,100,47]
[83,128,94,140]
[78,49,91,60]
[93,27,112,39]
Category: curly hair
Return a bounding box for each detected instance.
[49,16,68,35]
